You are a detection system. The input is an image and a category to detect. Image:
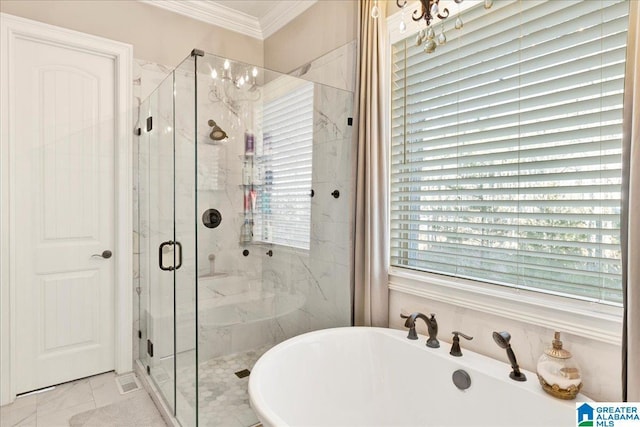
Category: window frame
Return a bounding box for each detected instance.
[384,0,623,345]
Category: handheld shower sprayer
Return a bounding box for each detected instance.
[492,331,527,382]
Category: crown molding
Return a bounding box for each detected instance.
[140,0,262,39]
[260,1,317,39]
[140,0,318,40]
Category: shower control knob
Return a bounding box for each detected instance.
[331,190,340,199]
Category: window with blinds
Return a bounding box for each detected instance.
[390,0,629,304]
[258,81,314,250]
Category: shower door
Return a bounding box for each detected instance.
[138,56,198,426]
[139,74,178,414]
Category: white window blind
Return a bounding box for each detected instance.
[390,0,629,304]
[258,81,314,249]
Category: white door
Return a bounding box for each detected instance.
[12,35,116,394]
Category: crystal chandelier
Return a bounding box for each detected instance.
[372,0,494,54]
[212,59,259,90]
[208,58,261,124]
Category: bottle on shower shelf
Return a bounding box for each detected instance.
[244,131,255,156]
[250,188,257,212]
[244,188,251,212]
[242,160,252,186]
[240,219,253,244]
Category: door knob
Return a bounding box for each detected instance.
[92,250,112,259]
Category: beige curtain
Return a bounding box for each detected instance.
[353,0,389,327]
[622,0,640,403]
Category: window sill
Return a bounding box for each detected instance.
[388,268,623,346]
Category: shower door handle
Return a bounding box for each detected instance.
[158,240,183,271]
[159,240,173,271]
[174,241,183,270]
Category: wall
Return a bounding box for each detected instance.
[0,0,264,67]
[264,0,358,74]
[389,291,621,402]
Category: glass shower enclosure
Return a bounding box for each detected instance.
[136,49,354,426]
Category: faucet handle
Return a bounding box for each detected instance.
[450,331,473,357]
[421,313,439,348]
[400,313,418,340]
[452,331,473,341]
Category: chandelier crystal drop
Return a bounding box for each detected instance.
[371,0,380,19]
[424,39,437,53]
[437,25,447,45]
[426,26,436,39]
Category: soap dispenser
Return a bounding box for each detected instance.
[536,332,582,399]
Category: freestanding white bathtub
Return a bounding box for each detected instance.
[249,327,591,427]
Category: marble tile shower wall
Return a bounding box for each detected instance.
[289,41,357,93]
[246,92,355,345]
[194,68,265,361]
[194,75,263,283]
[260,43,357,343]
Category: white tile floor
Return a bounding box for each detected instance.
[0,372,167,427]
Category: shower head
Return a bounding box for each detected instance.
[492,331,511,349]
[208,119,228,141]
